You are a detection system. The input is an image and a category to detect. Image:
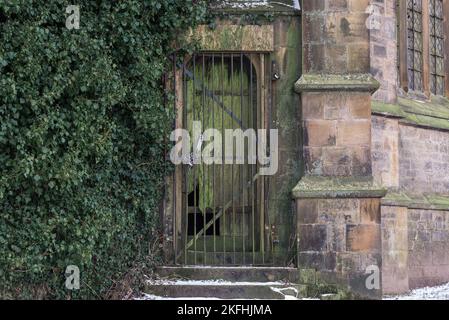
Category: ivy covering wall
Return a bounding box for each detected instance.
[0,0,207,299]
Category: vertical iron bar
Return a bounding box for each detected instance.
[240,53,245,265]
[193,54,197,265]
[260,53,265,265]
[183,60,188,265]
[268,54,273,265]
[221,53,226,265]
[163,69,167,265]
[250,54,255,265]
[212,54,216,258]
[173,53,177,265]
[202,54,206,265]
[231,54,236,265]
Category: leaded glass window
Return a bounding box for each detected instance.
[430,0,445,95]
[407,0,424,92]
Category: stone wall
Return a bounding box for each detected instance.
[297,197,382,297]
[381,205,409,294]
[299,0,449,296]
[381,205,449,294]
[268,14,302,265]
[302,0,371,75]
[296,0,384,299]
[371,115,399,188]
[368,0,449,294]
[399,125,449,194]
[371,115,449,294]
[370,0,449,278]
[369,0,397,104]
[303,92,372,177]
[408,208,449,289]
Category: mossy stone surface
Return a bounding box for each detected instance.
[292,176,387,199]
[372,96,449,131]
[372,101,407,118]
[382,192,449,211]
[189,24,274,51]
[295,74,381,93]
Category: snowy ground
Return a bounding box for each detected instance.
[136,277,449,300]
[137,282,449,300]
[385,283,449,300]
[136,294,230,300]
[137,279,302,300]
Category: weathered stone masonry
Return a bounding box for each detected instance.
[294,0,386,299]
[296,0,449,297]
[369,0,449,295]
[372,113,449,294]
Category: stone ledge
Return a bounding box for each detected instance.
[295,74,380,94]
[292,176,387,199]
[371,101,407,118]
[372,96,449,131]
[399,96,449,120]
[382,192,449,211]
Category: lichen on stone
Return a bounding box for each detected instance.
[292,176,387,199]
[372,101,407,118]
[295,74,381,93]
[383,192,449,211]
[372,96,449,131]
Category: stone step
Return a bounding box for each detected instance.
[144,279,304,300]
[156,266,299,283]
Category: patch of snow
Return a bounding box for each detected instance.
[147,279,288,286]
[270,286,300,300]
[136,292,309,301]
[292,0,300,10]
[135,293,319,301]
[135,293,227,300]
[384,283,449,300]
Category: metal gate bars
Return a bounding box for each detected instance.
[172,52,269,266]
